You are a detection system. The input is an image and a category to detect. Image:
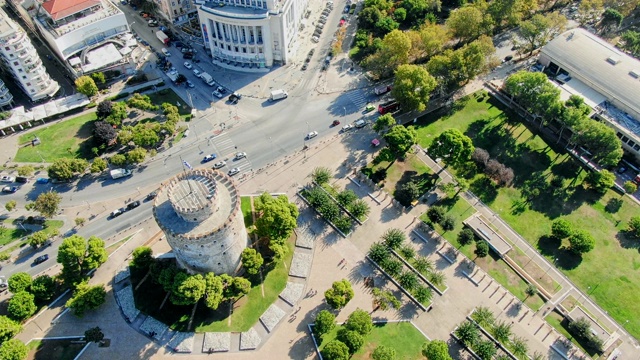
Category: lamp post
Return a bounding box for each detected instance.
[343,106,346,116]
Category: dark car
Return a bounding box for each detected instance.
[332,120,340,126]
[33,254,49,265]
[1,186,18,193]
[15,176,29,183]
[174,41,185,48]
[228,93,241,104]
[202,154,217,163]
[503,55,513,63]
[146,191,157,201]
[183,53,194,59]
[126,200,141,210]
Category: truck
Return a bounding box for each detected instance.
[269,89,288,101]
[374,85,391,95]
[110,169,132,180]
[156,31,169,45]
[200,72,215,86]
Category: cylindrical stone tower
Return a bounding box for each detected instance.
[152,168,248,275]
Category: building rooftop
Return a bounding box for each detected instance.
[201,2,269,19]
[0,11,19,37]
[541,28,640,119]
[41,0,102,21]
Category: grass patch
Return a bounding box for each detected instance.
[241,196,254,229]
[146,89,191,115]
[545,312,597,356]
[27,338,85,360]
[319,322,426,359]
[15,113,98,162]
[106,235,133,256]
[0,228,28,247]
[364,153,436,201]
[415,91,640,338]
[0,219,63,247]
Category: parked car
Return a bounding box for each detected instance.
[301,63,308,71]
[202,154,217,163]
[184,61,193,69]
[186,80,195,88]
[15,176,29,183]
[148,20,158,27]
[36,177,50,184]
[183,53,193,59]
[110,208,124,218]
[146,191,157,201]
[0,176,15,183]
[216,86,227,94]
[212,91,223,99]
[228,168,240,176]
[126,200,141,210]
[213,160,226,169]
[306,131,318,139]
[234,152,247,160]
[1,186,17,193]
[33,254,49,265]
[229,92,241,104]
[193,69,201,78]
[341,124,353,132]
[312,36,320,43]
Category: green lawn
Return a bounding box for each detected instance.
[363,152,436,200]
[241,196,254,228]
[414,91,640,337]
[15,113,97,162]
[0,228,27,247]
[0,219,63,247]
[146,89,192,115]
[545,312,598,356]
[319,322,426,359]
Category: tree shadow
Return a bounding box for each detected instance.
[614,231,640,252]
[604,198,623,213]
[469,177,498,204]
[74,119,98,160]
[536,235,561,257]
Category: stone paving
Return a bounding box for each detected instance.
[168,332,195,353]
[139,317,169,342]
[260,304,286,333]
[279,282,305,306]
[114,266,130,284]
[203,332,230,353]
[115,285,139,322]
[239,328,261,350]
[288,252,313,278]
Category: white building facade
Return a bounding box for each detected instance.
[155,0,197,24]
[0,80,14,109]
[0,10,59,102]
[198,0,308,71]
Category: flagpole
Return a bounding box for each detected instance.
[179,156,194,194]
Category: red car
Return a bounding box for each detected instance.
[332,120,340,126]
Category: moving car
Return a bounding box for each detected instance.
[186,80,195,88]
[148,20,158,27]
[126,200,141,210]
[0,176,15,183]
[364,104,375,113]
[110,208,124,218]
[183,53,193,59]
[146,191,157,201]
[228,168,240,176]
[341,123,353,132]
[1,186,17,193]
[234,152,247,160]
[306,131,318,139]
[33,254,49,265]
[202,154,217,163]
[213,160,226,169]
[212,91,223,99]
[184,61,193,69]
[193,69,201,78]
[332,120,341,126]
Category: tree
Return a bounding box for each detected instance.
[7,292,36,321]
[427,206,445,224]
[585,170,616,194]
[473,306,495,328]
[5,200,16,212]
[488,0,535,28]
[337,329,364,354]
[126,148,147,164]
[568,230,595,254]
[475,240,489,258]
[170,273,206,305]
[492,321,512,343]
[422,340,452,360]
[551,218,573,239]
[17,166,34,177]
[75,76,98,97]
[407,21,450,62]
[203,273,224,310]
[455,320,479,346]
[373,345,397,360]
[572,121,622,167]
[413,256,434,273]
[311,167,331,184]
[344,308,373,335]
[30,275,56,302]
[382,228,405,249]
[458,228,475,246]
[321,340,350,360]
[74,217,86,227]
[396,180,421,206]
[374,114,396,133]
[94,121,117,146]
[32,191,62,218]
[413,285,433,303]
[110,154,127,167]
[8,273,32,294]
[577,0,604,25]
[57,235,107,287]
[475,339,497,360]
[381,258,403,277]
[440,215,456,231]
[601,8,623,32]
[105,102,127,126]
[446,5,491,43]
[504,71,561,121]
[368,242,389,263]
[48,158,88,181]
[621,30,640,57]
[623,181,637,195]
[223,276,251,301]
[371,288,401,310]
[628,216,640,238]
[472,148,490,166]
[90,72,106,84]
[391,64,437,112]
[525,284,538,299]
[254,193,299,255]
[66,282,106,316]
[428,129,474,167]
[130,246,154,270]
[365,30,411,78]
[511,336,529,358]
[349,199,371,220]
[313,310,336,338]
[0,316,21,344]
[96,100,113,119]
[90,158,108,173]
[84,327,104,343]
[383,125,417,158]
[241,248,264,275]
[336,190,358,207]
[325,279,354,309]
[519,12,567,55]
[0,339,28,360]
[28,231,49,248]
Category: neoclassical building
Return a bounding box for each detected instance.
[198,0,309,71]
[153,169,248,275]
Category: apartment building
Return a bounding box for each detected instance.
[155,0,197,24]
[0,80,14,109]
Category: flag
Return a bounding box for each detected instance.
[183,160,193,170]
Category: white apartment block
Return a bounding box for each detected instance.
[0,10,59,102]
[155,0,197,24]
[0,80,14,109]
[198,0,309,71]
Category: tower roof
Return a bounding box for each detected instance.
[41,0,102,21]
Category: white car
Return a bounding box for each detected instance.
[306,131,318,139]
[193,69,201,78]
[0,176,15,183]
[213,160,226,169]
[183,61,192,69]
[186,80,195,88]
[234,152,247,160]
[212,91,223,99]
[342,124,353,132]
[228,167,240,176]
[312,36,320,43]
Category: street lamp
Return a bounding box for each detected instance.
[343,106,346,116]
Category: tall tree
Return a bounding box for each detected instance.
[8,273,32,294]
[428,129,474,167]
[383,125,417,158]
[93,121,117,146]
[313,310,336,338]
[0,339,28,360]
[75,76,98,97]
[455,320,479,346]
[47,158,89,181]
[577,0,604,25]
[365,30,412,79]
[96,100,113,119]
[32,191,62,218]
[568,230,596,254]
[7,292,36,321]
[344,308,373,335]
[241,248,264,275]
[392,64,437,112]
[66,282,107,316]
[446,5,491,43]
[57,235,107,287]
[519,12,567,55]
[422,340,452,360]
[600,8,623,32]
[372,345,397,360]
[0,316,22,343]
[203,272,224,310]
[373,114,396,133]
[407,21,450,62]
[621,30,640,56]
[321,340,350,360]
[254,193,299,258]
[504,71,561,122]
[572,120,623,167]
[170,273,206,305]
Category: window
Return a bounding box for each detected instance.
[13,61,18,66]
[634,144,640,151]
[242,47,246,53]
[628,140,636,147]
[4,47,9,51]
[26,82,31,86]
[234,46,239,52]
[622,136,629,142]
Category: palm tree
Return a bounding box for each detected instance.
[455,321,479,347]
[382,228,406,249]
[413,256,433,274]
[525,284,538,300]
[511,336,529,359]
[428,271,446,287]
[492,321,512,344]
[472,306,495,328]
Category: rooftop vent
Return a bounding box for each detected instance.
[606,56,620,65]
[630,70,640,78]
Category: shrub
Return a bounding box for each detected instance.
[313,310,336,338]
[551,218,573,239]
[380,258,402,277]
[336,190,357,207]
[8,273,32,294]
[344,308,372,335]
[321,340,350,360]
[427,206,445,223]
[349,199,370,219]
[7,292,36,321]
[337,329,364,354]
[471,148,490,166]
[382,228,405,249]
[334,215,353,234]
[30,275,56,302]
[368,242,389,263]
[311,167,332,184]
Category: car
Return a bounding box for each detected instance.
[1,186,17,193]
[0,176,15,183]
[186,80,195,88]
[139,11,150,17]
[301,64,308,71]
[344,5,350,13]
[216,86,227,94]
[202,154,217,163]
[110,208,124,218]
[126,200,141,210]
[503,55,513,63]
[332,120,340,127]
[33,254,49,265]
[316,23,324,30]
[617,166,628,174]
[342,124,353,132]
[318,18,327,24]
[213,160,226,169]
[311,36,320,43]
[146,191,157,201]
[306,131,318,139]
[161,48,171,57]
[228,168,241,176]
[229,93,241,104]
[184,61,193,69]
[148,20,158,27]
[36,177,50,184]
[355,119,367,128]
[234,152,247,160]
[181,47,194,54]
[339,19,346,26]
[364,104,375,113]
[183,53,193,59]
[174,41,185,48]
[212,91,223,99]
[193,69,201,78]
[15,176,29,183]
[140,40,149,46]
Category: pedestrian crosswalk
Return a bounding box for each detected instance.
[207,132,252,176]
[346,89,369,110]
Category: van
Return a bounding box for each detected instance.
[15,176,29,183]
[161,48,170,56]
[378,101,400,114]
